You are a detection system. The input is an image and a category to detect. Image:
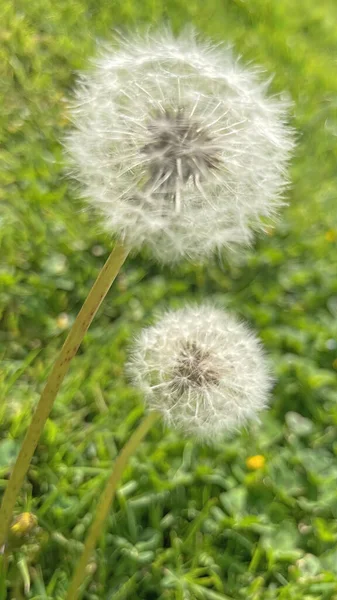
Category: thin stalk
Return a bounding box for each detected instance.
[66,411,160,600]
[0,552,9,600]
[0,242,129,548]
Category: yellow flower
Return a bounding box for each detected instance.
[246,455,265,470]
[56,313,70,330]
[325,230,337,242]
[10,513,38,537]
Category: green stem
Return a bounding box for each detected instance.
[0,552,9,600]
[0,243,129,548]
[66,411,160,600]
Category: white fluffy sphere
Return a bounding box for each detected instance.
[128,305,273,440]
[66,29,294,263]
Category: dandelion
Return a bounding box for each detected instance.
[246,455,266,470]
[10,513,38,538]
[128,304,273,440]
[67,304,272,597]
[325,230,336,242]
[66,28,294,263]
[56,312,70,330]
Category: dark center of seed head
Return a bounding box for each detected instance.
[172,341,220,391]
[141,108,221,189]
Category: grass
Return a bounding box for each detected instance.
[1,0,337,598]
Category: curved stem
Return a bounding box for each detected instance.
[66,411,160,600]
[0,242,129,548]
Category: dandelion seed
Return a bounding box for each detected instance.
[128,304,273,440]
[66,28,294,263]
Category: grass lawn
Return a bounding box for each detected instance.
[1,0,337,598]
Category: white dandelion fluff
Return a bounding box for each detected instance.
[66,28,294,263]
[128,304,273,440]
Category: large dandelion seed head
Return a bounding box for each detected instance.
[66,28,294,263]
[128,305,273,440]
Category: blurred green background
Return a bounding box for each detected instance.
[1,0,337,598]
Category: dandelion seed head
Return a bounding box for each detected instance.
[66,28,294,263]
[128,304,273,440]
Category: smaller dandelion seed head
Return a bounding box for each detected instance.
[66,28,295,263]
[127,304,273,441]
